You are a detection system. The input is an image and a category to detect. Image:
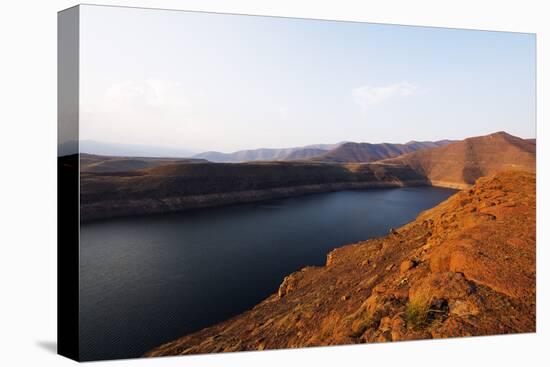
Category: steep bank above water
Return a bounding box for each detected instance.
[80,162,428,221]
[146,170,535,356]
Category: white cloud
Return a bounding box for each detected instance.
[81,78,198,147]
[104,78,192,112]
[352,81,418,111]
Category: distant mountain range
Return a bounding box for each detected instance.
[192,143,341,163]
[311,140,454,163]
[192,140,455,163]
[71,134,535,173]
[78,140,198,158]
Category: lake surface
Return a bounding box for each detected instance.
[79,187,456,360]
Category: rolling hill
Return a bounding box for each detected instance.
[194,140,454,163]
[80,153,206,173]
[312,140,453,163]
[381,132,535,188]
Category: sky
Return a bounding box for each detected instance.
[79,5,536,154]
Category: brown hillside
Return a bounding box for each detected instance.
[382,132,535,188]
[80,161,427,221]
[314,140,453,163]
[146,170,535,356]
[80,153,206,173]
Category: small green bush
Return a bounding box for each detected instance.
[406,301,430,331]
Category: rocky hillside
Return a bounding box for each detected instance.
[313,140,453,163]
[80,161,427,221]
[382,132,535,188]
[146,170,535,356]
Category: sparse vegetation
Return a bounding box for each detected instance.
[349,314,380,338]
[405,299,431,331]
[406,296,450,331]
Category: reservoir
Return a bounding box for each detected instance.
[79,186,456,360]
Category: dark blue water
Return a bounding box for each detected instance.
[79,187,456,360]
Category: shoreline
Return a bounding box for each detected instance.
[144,171,535,357]
[428,180,471,190]
[79,179,462,222]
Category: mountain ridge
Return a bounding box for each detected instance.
[192,139,460,163]
[381,131,535,186]
[313,140,454,163]
[192,143,341,163]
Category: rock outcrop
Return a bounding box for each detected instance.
[145,170,535,356]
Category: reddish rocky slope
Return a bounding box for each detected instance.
[146,170,535,356]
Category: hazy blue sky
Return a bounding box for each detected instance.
[80,5,536,153]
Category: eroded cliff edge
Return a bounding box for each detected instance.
[146,170,535,356]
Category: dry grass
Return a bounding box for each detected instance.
[406,299,431,331]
